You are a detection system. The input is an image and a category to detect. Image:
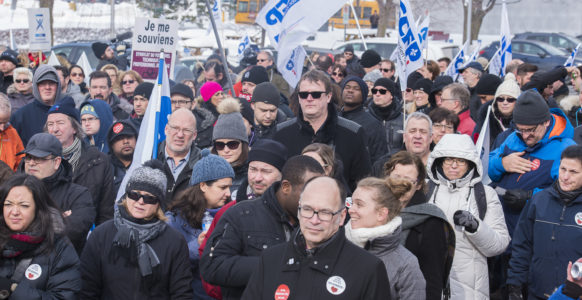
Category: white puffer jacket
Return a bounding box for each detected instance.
[427,134,510,299]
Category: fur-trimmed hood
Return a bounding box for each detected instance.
[216,97,241,114]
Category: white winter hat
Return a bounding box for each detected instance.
[494,73,521,99]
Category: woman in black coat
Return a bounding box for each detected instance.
[80,160,193,300]
[0,174,81,299]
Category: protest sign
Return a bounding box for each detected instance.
[131,17,179,81]
[28,8,52,51]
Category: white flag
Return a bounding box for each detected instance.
[278,45,307,89]
[236,34,251,58]
[475,105,491,184]
[395,0,424,91]
[564,43,581,67]
[498,2,512,77]
[468,41,482,63]
[444,40,470,78]
[76,51,93,86]
[206,0,222,35]
[488,48,502,76]
[417,14,430,51]
[47,51,60,66]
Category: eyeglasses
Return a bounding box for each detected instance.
[298,91,326,99]
[126,190,159,205]
[122,80,135,85]
[495,96,516,103]
[298,205,344,222]
[171,100,192,106]
[515,124,540,136]
[405,88,412,93]
[332,72,344,77]
[443,157,467,166]
[81,116,98,123]
[380,68,393,73]
[441,97,459,102]
[214,140,241,151]
[70,72,84,77]
[371,88,388,95]
[433,123,454,131]
[24,155,55,164]
[167,124,195,136]
[15,79,30,84]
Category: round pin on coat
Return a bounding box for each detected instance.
[274,284,290,300]
[25,264,42,280]
[326,275,346,295]
[575,212,582,226]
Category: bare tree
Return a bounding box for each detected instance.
[39,0,54,46]
[376,0,396,38]
[463,0,496,42]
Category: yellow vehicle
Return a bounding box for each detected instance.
[234,0,379,28]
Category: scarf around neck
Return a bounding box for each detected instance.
[113,206,166,277]
[345,216,402,248]
[553,180,582,203]
[2,233,44,258]
[62,137,82,171]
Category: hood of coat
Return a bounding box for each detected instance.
[32,65,62,106]
[345,216,402,250]
[427,134,482,189]
[80,99,114,151]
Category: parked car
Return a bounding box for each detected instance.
[479,39,581,71]
[514,32,582,53]
[332,38,459,61]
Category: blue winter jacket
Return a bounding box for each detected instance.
[488,108,576,235]
[80,100,114,154]
[507,184,582,299]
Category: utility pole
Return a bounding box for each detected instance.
[110,0,116,39]
[465,0,472,43]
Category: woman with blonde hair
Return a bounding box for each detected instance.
[100,64,122,95]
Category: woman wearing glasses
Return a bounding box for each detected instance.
[166,150,234,300]
[426,134,510,299]
[7,67,34,113]
[211,101,249,194]
[68,65,88,95]
[80,160,193,299]
[331,64,347,85]
[118,70,144,105]
[345,175,427,300]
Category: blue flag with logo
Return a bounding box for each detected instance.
[395,0,424,91]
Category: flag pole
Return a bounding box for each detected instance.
[349,0,367,50]
[205,0,236,97]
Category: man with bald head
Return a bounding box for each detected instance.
[157,108,201,202]
[242,176,391,299]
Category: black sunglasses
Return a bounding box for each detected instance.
[215,140,241,151]
[127,190,159,205]
[371,88,388,95]
[332,72,344,77]
[122,80,135,85]
[298,91,325,99]
[15,79,30,83]
[380,68,393,73]
[496,96,516,103]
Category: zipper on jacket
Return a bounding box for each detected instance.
[552,205,568,241]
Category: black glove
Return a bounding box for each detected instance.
[507,284,523,300]
[0,277,12,300]
[563,280,582,298]
[503,189,532,211]
[453,210,479,233]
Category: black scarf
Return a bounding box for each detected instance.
[2,233,44,258]
[371,102,395,120]
[553,181,582,203]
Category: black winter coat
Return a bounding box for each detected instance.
[109,153,129,195]
[10,98,52,146]
[193,106,215,149]
[368,100,404,154]
[156,141,202,205]
[274,103,372,191]
[73,142,115,225]
[340,105,388,164]
[0,235,81,300]
[249,110,287,146]
[200,183,297,300]
[241,227,391,300]
[80,219,193,300]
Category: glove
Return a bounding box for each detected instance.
[563,280,582,298]
[0,277,12,300]
[453,210,479,233]
[503,189,532,211]
[507,284,523,300]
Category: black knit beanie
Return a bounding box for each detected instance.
[251,82,280,107]
[373,77,398,97]
[360,49,381,68]
[475,74,502,96]
[242,66,269,85]
[512,89,551,125]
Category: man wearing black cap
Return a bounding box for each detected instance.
[368,77,404,153]
[0,48,19,94]
[431,75,454,107]
[11,65,63,145]
[171,83,216,149]
[233,139,288,201]
[130,82,154,130]
[107,120,138,193]
[92,41,128,71]
[239,65,270,102]
[458,61,483,121]
[19,132,95,253]
[360,49,382,74]
[471,74,502,122]
[249,82,287,144]
[340,76,387,163]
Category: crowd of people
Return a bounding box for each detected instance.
[0,37,581,300]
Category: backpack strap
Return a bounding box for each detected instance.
[474,182,487,220]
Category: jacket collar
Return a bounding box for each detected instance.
[262,182,298,225]
[297,103,338,144]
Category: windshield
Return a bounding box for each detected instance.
[543,43,569,55]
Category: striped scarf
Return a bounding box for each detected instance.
[63,137,82,171]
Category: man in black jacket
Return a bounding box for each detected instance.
[92,41,128,71]
[20,132,94,253]
[107,120,137,193]
[249,82,287,145]
[87,71,131,120]
[0,48,19,94]
[200,155,324,300]
[274,70,372,191]
[242,176,391,299]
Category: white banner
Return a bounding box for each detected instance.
[236,34,251,58]
[27,8,52,51]
[395,0,424,91]
[417,14,430,52]
[444,40,470,78]
[475,105,491,184]
[498,2,512,77]
[488,48,502,76]
[278,45,307,89]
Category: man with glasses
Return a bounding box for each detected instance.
[242,176,391,299]
[368,77,404,153]
[275,70,372,192]
[171,82,215,149]
[20,132,94,253]
[256,50,291,99]
[429,107,459,147]
[201,155,324,299]
[157,108,201,203]
[440,83,476,136]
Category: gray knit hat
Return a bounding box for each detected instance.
[126,160,168,209]
[512,89,550,126]
[212,112,249,143]
[190,149,235,186]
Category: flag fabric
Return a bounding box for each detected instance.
[475,105,492,184]
[488,48,502,76]
[76,51,93,86]
[236,34,251,58]
[467,41,482,63]
[564,43,581,67]
[255,0,345,85]
[278,45,307,88]
[206,0,222,35]
[116,52,172,200]
[417,14,430,52]
[47,51,60,66]
[444,40,470,78]
[497,2,512,77]
[395,0,424,91]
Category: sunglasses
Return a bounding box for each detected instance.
[127,190,159,205]
[298,91,326,99]
[371,88,388,95]
[70,72,84,77]
[380,68,393,73]
[214,140,241,151]
[496,96,516,103]
[405,88,412,93]
[15,79,30,83]
[332,72,344,77]
[122,80,135,85]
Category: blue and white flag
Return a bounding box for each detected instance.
[256,0,345,85]
[417,14,430,52]
[206,0,222,34]
[497,2,512,77]
[444,40,470,78]
[395,0,424,91]
[236,34,251,58]
[116,52,172,200]
[278,45,307,88]
[488,48,502,76]
[475,105,491,184]
[564,43,581,67]
[468,41,482,63]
